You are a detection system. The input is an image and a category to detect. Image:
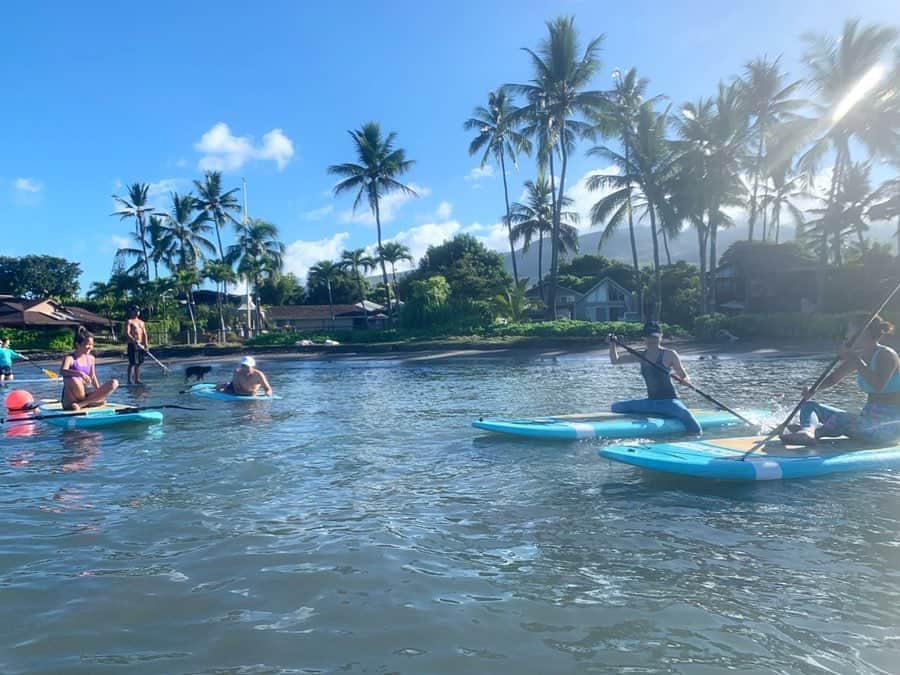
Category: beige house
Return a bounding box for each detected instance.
[265,302,386,332]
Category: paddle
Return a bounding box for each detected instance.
[137,343,170,374]
[20,356,59,380]
[739,280,900,461]
[608,335,759,428]
[1,403,205,424]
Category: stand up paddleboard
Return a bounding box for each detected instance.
[600,435,900,481]
[36,402,163,429]
[188,383,282,401]
[473,408,769,440]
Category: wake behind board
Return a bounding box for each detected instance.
[472,408,769,441]
[600,435,900,481]
[188,383,282,401]
[36,402,163,429]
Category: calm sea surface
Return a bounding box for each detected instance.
[1,352,898,674]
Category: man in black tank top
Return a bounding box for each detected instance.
[608,322,702,434]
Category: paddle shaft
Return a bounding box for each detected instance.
[21,357,59,380]
[740,280,900,461]
[137,343,170,373]
[610,336,757,427]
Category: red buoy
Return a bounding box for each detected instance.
[4,389,35,411]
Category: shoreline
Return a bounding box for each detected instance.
[20,336,846,369]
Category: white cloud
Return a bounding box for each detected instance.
[436,201,453,220]
[111,235,131,249]
[282,232,351,282]
[14,177,43,193]
[565,166,621,233]
[195,122,295,172]
[465,164,494,182]
[339,183,431,226]
[389,221,463,270]
[302,204,334,221]
[464,221,512,253]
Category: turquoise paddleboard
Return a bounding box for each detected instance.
[188,383,282,401]
[472,408,769,440]
[36,402,163,429]
[600,435,900,481]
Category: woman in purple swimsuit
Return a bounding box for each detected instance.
[60,327,119,410]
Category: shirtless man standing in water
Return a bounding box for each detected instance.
[219,356,273,396]
[125,306,148,385]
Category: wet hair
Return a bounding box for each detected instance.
[73,326,95,347]
[850,314,895,340]
[128,306,140,318]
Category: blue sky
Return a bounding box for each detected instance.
[2,0,898,294]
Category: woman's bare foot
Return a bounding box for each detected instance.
[69,402,81,411]
[780,429,817,446]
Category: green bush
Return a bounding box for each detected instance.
[483,320,686,340]
[692,312,900,340]
[0,328,74,351]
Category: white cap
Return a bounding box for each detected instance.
[240,356,256,367]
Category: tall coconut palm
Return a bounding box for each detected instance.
[758,161,809,244]
[202,259,238,340]
[308,260,343,331]
[738,56,805,241]
[164,192,216,271]
[146,215,175,280]
[589,102,677,321]
[112,182,154,281]
[868,177,900,255]
[508,16,607,318]
[341,248,376,326]
[590,67,663,320]
[227,218,285,333]
[378,241,414,300]
[193,171,242,336]
[329,122,417,314]
[792,19,899,304]
[675,83,749,312]
[464,89,531,284]
[510,176,579,299]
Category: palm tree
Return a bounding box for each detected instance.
[510,176,579,300]
[868,177,900,255]
[173,266,201,344]
[329,122,417,314]
[738,56,804,241]
[202,259,238,340]
[164,192,216,271]
[758,162,809,244]
[341,248,376,326]
[227,217,285,333]
[308,260,342,331]
[675,83,749,312]
[194,171,242,337]
[493,280,532,322]
[589,102,677,321]
[791,19,898,305]
[508,16,607,318]
[378,241,413,300]
[465,89,531,284]
[112,182,154,281]
[590,67,662,320]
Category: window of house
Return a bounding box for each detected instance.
[608,286,625,302]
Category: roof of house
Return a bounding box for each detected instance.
[525,283,581,298]
[575,277,635,304]
[0,297,111,328]
[266,304,367,321]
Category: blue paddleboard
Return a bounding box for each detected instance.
[188,383,282,401]
[36,402,163,429]
[472,408,769,440]
[600,435,900,481]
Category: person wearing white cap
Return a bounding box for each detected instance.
[217,355,273,397]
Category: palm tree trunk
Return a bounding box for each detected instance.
[138,212,150,282]
[327,278,335,332]
[624,144,643,321]
[696,222,708,315]
[648,203,663,322]
[546,152,559,319]
[391,263,400,302]
[550,139,571,320]
[373,198,392,315]
[708,209,719,312]
[749,131,765,242]
[817,147,845,307]
[774,208,782,245]
[186,286,197,344]
[356,270,368,328]
[216,284,225,342]
[662,228,672,266]
[499,150,518,285]
[537,232,544,304]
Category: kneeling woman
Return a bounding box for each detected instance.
[781,315,900,446]
[608,322,702,434]
[60,327,119,410]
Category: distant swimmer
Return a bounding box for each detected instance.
[781,315,900,446]
[608,322,702,435]
[218,356,273,397]
[60,327,119,410]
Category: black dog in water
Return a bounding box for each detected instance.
[184,365,212,382]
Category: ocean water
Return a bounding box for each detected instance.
[1,352,897,674]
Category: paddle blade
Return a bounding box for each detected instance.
[43,369,59,379]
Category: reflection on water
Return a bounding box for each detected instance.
[0,354,897,673]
